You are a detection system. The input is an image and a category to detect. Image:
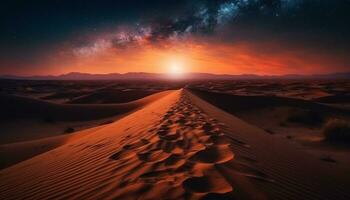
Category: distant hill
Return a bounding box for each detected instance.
[1,72,350,80]
[0,72,164,80]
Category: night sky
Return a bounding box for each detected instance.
[1,0,350,75]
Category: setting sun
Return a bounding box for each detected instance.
[169,61,183,74]
[165,56,187,77]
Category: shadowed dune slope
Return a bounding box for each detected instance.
[186,89,350,200]
[314,94,350,104]
[0,90,172,121]
[0,91,174,169]
[190,89,350,116]
[41,90,91,101]
[67,89,161,104]
[0,125,106,170]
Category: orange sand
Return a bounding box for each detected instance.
[0,90,350,199]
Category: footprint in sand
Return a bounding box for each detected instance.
[122,139,149,150]
[182,175,232,194]
[159,131,181,141]
[190,145,234,164]
[110,150,135,160]
[228,136,251,148]
[199,135,231,145]
[201,192,235,200]
[137,150,170,163]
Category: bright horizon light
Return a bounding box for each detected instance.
[170,62,183,74]
[166,57,186,78]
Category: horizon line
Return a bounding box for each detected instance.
[2,71,350,78]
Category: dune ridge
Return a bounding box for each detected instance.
[0,90,172,121]
[0,90,266,199]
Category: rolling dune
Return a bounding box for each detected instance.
[67,89,161,104]
[187,90,350,200]
[0,91,174,169]
[0,91,173,143]
[189,89,350,115]
[1,89,350,199]
[0,90,172,121]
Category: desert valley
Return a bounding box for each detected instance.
[1,78,350,199]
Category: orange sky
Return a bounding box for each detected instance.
[4,38,348,76]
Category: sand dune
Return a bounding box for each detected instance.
[0,91,172,143]
[67,89,161,104]
[0,90,172,121]
[41,90,91,102]
[1,89,350,199]
[186,90,350,199]
[190,89,350,115]
[189,88,350,145]
[0,125,106,170]
[314,94,350,104]
[0,91,174,169]
[0,90,262,199]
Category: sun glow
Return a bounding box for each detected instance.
[169,61,183,74]
[166,57,186,78]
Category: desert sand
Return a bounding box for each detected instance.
[0,90,172,143]
[0,90,173,169]
[1,89,350,199]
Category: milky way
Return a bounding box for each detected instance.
[73,0,349,53]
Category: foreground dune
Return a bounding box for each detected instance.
[0,125,107,170]
[1,89,350,199]
[0,90,172,121]
[0,91,172,143]
[0,91,174,169]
